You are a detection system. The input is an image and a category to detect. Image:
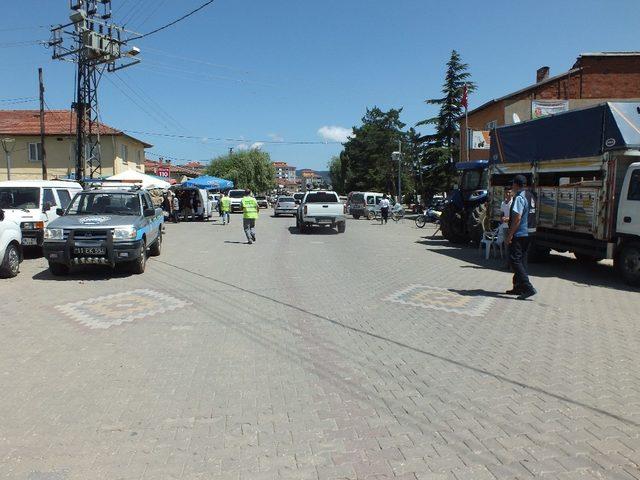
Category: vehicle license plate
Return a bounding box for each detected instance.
[22,238,37,246]
[75,247,106,255]
[318,218,332,224]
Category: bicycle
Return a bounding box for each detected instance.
[415,214,427,228]
[373,205,405,223]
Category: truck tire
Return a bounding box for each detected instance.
[129,240,147,274]
[527,241,551,263]
[440,203,468,244]
[297,218,306,233]
[615,242,640,286]
[466,203,487,246]
[574,252,602,263]
[0,243,20,278]
[48,261,69,276]
[337,222,346,233]
[367,210,375,221]
[149,232,162,257]
[352,214,360,220]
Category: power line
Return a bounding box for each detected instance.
[122,129,342,145]
[0,96,38,102]
[137,0,170,28]
[142,46,251,74]
[140,60,275,87]
[129,0,216,40]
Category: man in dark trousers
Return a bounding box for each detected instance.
[505,175,537,300]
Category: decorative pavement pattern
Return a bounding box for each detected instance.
[385,284,495,317]
[55,289,189,330]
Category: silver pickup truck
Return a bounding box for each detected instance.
[43,187,164,275]
[296,190,347,233]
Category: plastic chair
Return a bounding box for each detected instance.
[479,228,502,259]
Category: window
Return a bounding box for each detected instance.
[486,120,498,130]
[0,187,40,209]
[43,188,57,207]
[142,194,152,211]
[305,192,338,203]
[137,149,142,164]
[628,169,640,201]
[28,143,43,162]
[56,189,72,209]
[120,144,128,162]
[366,196,375,205]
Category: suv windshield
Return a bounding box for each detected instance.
[0,187,40,209]
[305,192,338,203]
[67,193,141,215]
[229,190,244,198]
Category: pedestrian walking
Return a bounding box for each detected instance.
[171,194,180,223]
[505,175,537,300]
[379,194,390,224]
[241,189,259,244]
[221,192,231,225]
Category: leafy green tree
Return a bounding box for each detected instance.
[342,107,409,195]
[207,149,275,193]
[417,50,476,154]
[328,154,347,194]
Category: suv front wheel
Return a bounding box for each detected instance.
[149,232,162,257]
[0,243,20,278]
[129,240,147,274]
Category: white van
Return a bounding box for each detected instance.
[0,208,22,278]
[349,191,384,219]
[0,180,83,249]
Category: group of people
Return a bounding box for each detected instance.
[499,175,537,301]
[162,190,201,223]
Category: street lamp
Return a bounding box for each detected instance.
[392,146,402,203]
[1,138,16,181]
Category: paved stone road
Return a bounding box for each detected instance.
[1,213,639,480]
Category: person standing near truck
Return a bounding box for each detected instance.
[505,175,536,300]
[241,189,259,244]
[171,194,180,223]
[379,194,391,224]
[221,192,231,226]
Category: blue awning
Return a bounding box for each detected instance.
[181,175,234,189]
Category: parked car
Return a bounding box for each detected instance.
[255,195,269,209]
[227,189,246,212]
[274,196,298,216]
[43,187,164,275]
[0,208,22,278]
[293,192,305,205]
[0,180,82,250]
[296,190,347,233]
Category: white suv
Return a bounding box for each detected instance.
[0,209,22,278]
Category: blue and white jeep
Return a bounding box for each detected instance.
[43,187,164,275]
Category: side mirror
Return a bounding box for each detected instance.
[144,208,156,218]
[56,208,65,216]
[0,209,4,222]
[295,200,301,205]
[43,202,52,212]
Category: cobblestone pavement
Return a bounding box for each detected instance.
[1,213,640,480]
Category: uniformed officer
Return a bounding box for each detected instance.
[240,189,259,244]
[221,193,231,225]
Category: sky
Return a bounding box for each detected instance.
[1,0,639,171]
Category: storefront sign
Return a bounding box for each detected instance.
[532,100,569,119]
[156,166,171,178]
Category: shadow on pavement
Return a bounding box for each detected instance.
[224,240,250,245]
[32,265,134,282]
[422,243,639,292]
[287,226,338,236]
[448,288,513,299]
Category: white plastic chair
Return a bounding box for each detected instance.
[479,228,504,259]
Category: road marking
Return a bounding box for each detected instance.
[385,284,495,317]
[55,289,190,330]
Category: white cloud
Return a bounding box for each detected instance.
[250,142,264,150]
[268,133,284,142]
[236,143,249,151]
[317,126,353,143]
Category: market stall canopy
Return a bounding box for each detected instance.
[106,170,171,189]
[490,102,640,164]
[181,175,234,189]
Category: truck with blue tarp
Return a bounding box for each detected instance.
[43,186,164,275]
[488,102,640,285]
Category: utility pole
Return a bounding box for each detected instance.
[38,68,48,180]
[392,141,402,203]
[1,138,16,181]
[50,1,141,182]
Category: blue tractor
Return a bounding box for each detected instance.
[440,160,489,245]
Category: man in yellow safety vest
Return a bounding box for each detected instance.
[221,193,231,225]
[241,189,259,244]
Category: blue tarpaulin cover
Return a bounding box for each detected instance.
[182,175,234,189]
[490,102,640,164]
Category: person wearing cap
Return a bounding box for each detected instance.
[241,189,259,244]
[505,175,537,300]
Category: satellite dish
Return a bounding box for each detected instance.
[512,113,521,124]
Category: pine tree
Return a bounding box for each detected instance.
[417,50,476,152]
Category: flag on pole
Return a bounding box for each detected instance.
[461,83,468,109]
